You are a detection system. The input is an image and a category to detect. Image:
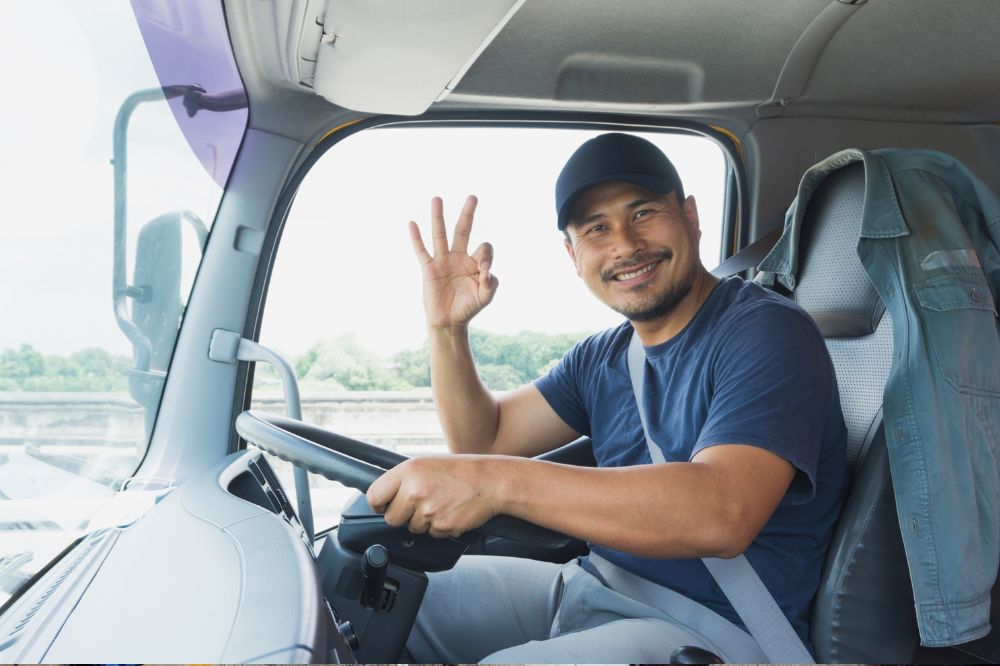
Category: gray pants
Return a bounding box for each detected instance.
[405,555,765,664]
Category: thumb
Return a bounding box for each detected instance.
[479,260,500,299]
[366,469,401,514]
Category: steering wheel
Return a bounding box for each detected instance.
[235,410,570,547]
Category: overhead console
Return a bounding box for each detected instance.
[272,0,525,115]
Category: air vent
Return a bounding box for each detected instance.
[9,530,106,636]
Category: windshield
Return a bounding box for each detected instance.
[254,126,727,530]
[0,1,246,608]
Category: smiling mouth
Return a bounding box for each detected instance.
[612,261,659,281]
[603,250,673,284]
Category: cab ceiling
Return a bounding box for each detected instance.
[228,0,1000,143]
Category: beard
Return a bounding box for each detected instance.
[602,249,698,322]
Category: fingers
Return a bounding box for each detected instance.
[450,195,478,255]
[408,221,432,265]
[366,468,401,514]
[408,513,431,535]
[384,500,417,530]
[368,465,427,532]
[470,241,493,266]
[472,242,499,300]
[429,525,464,539]
[479,261,499,301]
[430,196,449,256]
[419,195,479,259]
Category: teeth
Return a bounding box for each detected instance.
[615,263,657,281]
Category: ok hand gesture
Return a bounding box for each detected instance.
[410,196,499,330]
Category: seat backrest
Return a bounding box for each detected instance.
[786,163,920,663]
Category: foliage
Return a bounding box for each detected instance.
[1,329,588,393]
[391,344,431,388]
[467,329,581,390]
[0,344,131,391]
[266,328,585,392]
[299,333,410,391]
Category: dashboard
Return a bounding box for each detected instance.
[0,450,353,663]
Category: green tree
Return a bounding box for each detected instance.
[0,344,44,382]
[0,344,131,391]
[385,329,581,391]
[300,334,408,391]
[295,345,319,378]
[391,344,431,388]
[467,329,581,385]
[477,362,523,390]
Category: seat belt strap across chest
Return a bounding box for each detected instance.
[627,332,814,664]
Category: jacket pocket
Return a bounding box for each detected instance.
[915,271,1000,395]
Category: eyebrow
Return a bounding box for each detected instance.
[572,195,664,226]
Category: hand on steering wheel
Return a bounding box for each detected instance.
[235,410,569,547]
[367,454,503,539]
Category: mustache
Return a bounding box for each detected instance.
[602,249,673,283]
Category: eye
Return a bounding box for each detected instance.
[583,223,607,235]
[633,204,667,222]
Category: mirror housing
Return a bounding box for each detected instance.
[131,212,183,372]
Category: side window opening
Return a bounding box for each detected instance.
[252,125,729,531]
[0,1,246,609]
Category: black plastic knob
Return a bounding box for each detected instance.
[360,544,389,609]
[337,620,359,651]
[669,646,723,664]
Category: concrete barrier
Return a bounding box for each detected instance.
[0,390,448,457]
[0,391,451,530]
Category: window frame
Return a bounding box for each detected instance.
[229,112,748,454]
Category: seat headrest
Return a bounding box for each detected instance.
[793,162,885,337]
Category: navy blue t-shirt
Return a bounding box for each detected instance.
[534,276,848,647]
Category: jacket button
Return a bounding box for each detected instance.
[971,288,981,303]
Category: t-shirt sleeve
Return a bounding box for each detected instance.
[693,304,836,504]
[534,342,592,437]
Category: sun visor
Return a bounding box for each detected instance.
[304,0,524,116]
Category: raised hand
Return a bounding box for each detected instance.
[410,195,499,330]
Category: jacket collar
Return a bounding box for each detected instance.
[756,149,908,291]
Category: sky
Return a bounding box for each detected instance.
[0,2,223,357]
[0,3,727,360]
[262,127,726,357]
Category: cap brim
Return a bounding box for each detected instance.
[557,172,679,230]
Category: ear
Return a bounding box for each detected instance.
[682,195,701,242]
[563,237,582,278]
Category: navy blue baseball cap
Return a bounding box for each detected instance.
[555,133,685,230]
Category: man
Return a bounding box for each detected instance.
[367,133,848,662]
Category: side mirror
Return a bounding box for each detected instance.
[114,210,207,437]
[131,212,183,372]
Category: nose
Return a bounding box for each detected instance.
[610,221,646,258]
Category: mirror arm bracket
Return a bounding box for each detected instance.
[209,329,315,545]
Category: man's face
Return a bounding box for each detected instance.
[563,181,703,322]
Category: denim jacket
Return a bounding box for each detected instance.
[756,148,1000,646]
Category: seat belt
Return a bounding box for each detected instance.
[709,226,783,279]
[627,333,814,664]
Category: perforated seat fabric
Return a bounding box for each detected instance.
[793,164,886,340]
[779,163,919,663]
[791,164,896,468]
[794,165,895,466]
[826,318,892,466]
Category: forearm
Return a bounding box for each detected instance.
[491,457,746,558]
[429,325,500,454]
